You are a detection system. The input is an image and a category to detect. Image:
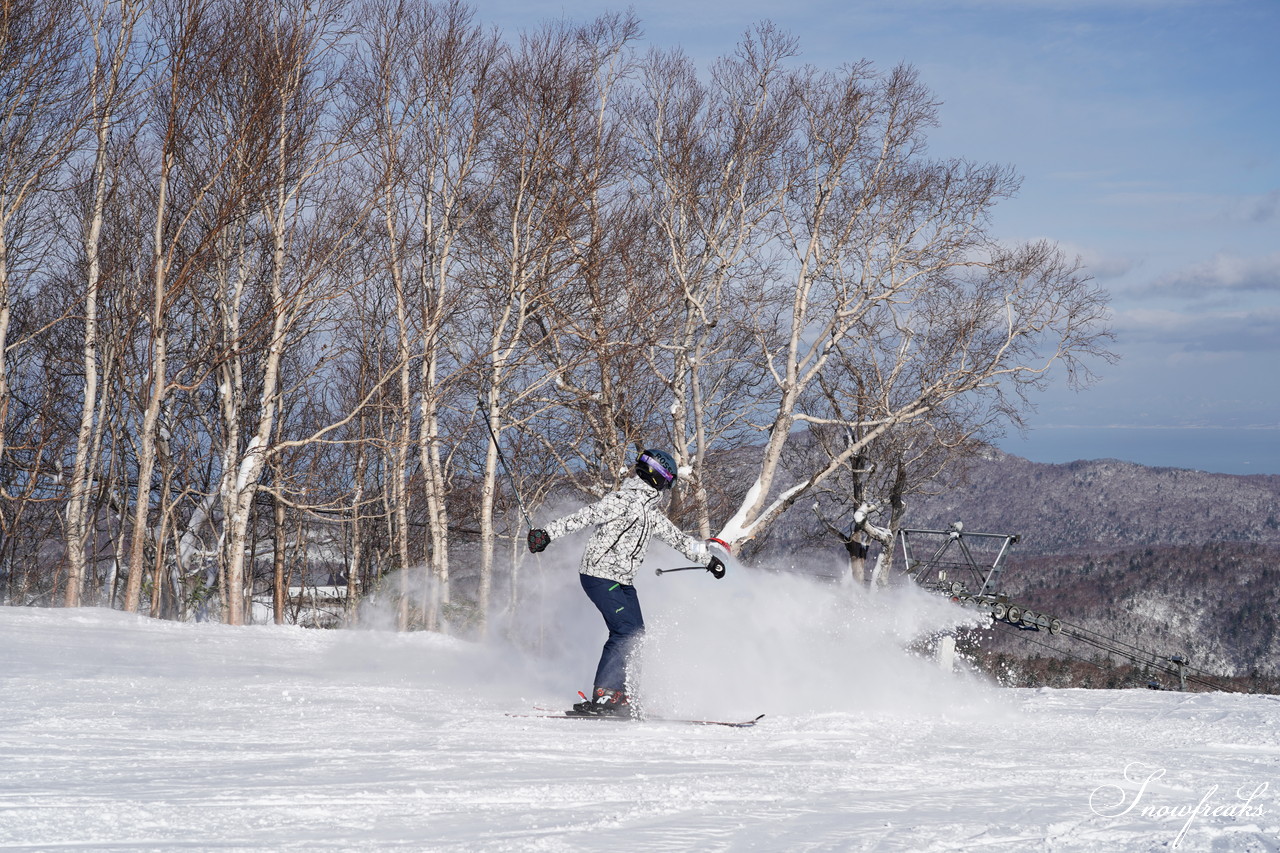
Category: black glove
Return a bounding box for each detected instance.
[527,528,550,553]
[707,555,726,579]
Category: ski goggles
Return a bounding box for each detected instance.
[639,453,675,487]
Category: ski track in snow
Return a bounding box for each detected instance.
[1,602,1278,852]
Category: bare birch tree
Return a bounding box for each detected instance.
[803,379,984,584]
[65,0,145,607]
[122,0,227,613]
[347,0,503,629]
[519,12,661,490]
[217,0,354,625]
[630,25,796,535]
[462,19,604,626]
[713,64,1112,552]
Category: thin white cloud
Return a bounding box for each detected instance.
[1115,307,1195,340]
[1147,252,1280,298]
[1117,304,1280,353]
[1047,240,1138,280]
[1232,188,1280,224]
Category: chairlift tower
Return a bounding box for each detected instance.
[899,522,1062,636]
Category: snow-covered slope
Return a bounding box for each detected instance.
[2,567,1277,851]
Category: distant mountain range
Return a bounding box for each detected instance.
[906,451,1280,555]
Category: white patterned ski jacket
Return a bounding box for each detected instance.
[543,477,711,585]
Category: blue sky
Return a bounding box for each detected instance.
[471,0,1280,474]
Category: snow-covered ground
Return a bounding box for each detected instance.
[2,562,1278,852]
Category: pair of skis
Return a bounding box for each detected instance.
[509,708,765,728]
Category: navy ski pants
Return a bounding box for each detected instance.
[579,574,645,693]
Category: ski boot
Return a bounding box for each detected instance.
[569,687,635,718]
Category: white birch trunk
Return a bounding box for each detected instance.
[214,192,252,621]
[477,380,502,631]
[387,196,413,632]
[0,229,9,472]
[418,353,450,630]
[123,148,173,614]
[344,447,366,625]
[223,192,289,626]
[65,0,134,605]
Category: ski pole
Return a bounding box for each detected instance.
[479,397,535,532]
[654,566,707,576]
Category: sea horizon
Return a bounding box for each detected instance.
[997,425,1280,477]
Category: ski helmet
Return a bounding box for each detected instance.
[636,448,677,490]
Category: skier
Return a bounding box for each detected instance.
[526,448,728,717]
